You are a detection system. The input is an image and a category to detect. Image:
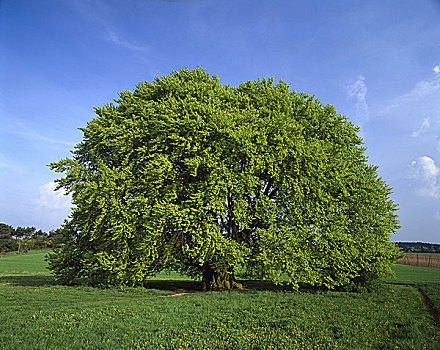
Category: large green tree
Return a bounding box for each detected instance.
[48,68,400,290]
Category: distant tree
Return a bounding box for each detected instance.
[0,223,14,237]
[47,68,400,290]
[14,226,36,239]
[29,229,49,250]
[14,226,36,253]
[47,228,64,248]
[0,223,17,252]
[396,242,440,254]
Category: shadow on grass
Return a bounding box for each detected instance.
[143,278,293,293]
[144,279,200,292]
[0,274,297,293]
[0,274,57,287]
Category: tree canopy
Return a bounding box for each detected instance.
[48,68,400,290]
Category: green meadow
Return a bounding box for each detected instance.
[388,263,440,284]
[1,251,439,349]
[0,249,52,274]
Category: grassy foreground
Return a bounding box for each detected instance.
[0,251,439,349]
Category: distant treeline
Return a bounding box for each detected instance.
[0,223,63,254]
[395,242,440,254]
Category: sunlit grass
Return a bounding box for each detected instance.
[0,252,439,349]
[0,249,51,274]
[1,276,438,349]
[387,264,440,283]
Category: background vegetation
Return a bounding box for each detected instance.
[395,242,440,254]
[0,223,62,254]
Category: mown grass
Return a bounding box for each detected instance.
[0,251,439,349]
[0,249,51,274]
[389,263,440,283]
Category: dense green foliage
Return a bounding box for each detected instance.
[48,67,400,290]
[396,242,440,254]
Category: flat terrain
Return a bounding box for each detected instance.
[0,251,439,349]
[387,263,440,283]
[0,249,51,274]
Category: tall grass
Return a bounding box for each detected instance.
[397,253,440,268]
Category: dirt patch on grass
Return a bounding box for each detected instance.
[418,288,440,331]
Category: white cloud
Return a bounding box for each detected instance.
[35,182,71,210]
[410,156,440,198]
[435,211,440,221]
[408,78,440,97]
[0,153,26,174]
[433,65,440,74]
[411,117,431,137]
[0,159,19,172]
[14,121,75,148]
[108,31,145,52]
[69,1,154,66]
[387,72,440,111]
[347,75,369,128]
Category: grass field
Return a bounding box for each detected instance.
[0,249,52,274]
[1,250,439,349]
[387,264,440,283]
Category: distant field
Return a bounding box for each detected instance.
[388,264,440,284]
[0,249,51,274]
[0,250,439,349]
[2,250,439,283]
[0,250,192,280]
[397,252,440,268]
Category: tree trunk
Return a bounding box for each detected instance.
[200,265,244,291]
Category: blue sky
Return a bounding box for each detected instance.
[1,0,439,243]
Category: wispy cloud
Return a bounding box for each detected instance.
[411,117,431,137]
[107,31,146,52]
[22,129,75,147]
[386,69,440,111]
[70,1,149,57]
[0,153,26,174]
[408,78,440,98]
[34,181,71,210]
[0,160,24,173]
[410,156,440,198]
[13,121,75,148]
[347,75,369,129]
